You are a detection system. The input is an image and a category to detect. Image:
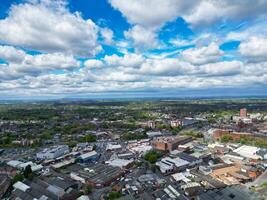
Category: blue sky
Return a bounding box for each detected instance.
[0,0,267,99]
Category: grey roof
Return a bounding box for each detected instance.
[190,169,226,188]
[76,163,124,185]
[45,177,76,190]
[11,177,78,200]
[198,186,257,200]
[178,152,199,162]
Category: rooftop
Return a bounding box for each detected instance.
[198,186,258,200]
[73,163,124,185]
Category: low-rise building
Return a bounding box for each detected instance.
[106,143,122,151]
[181,182,203,197]
[106,158,134,169]
[197,185,258,200]
[76,151,99,163]
[127,141,152,155]
[233,145,262,160]
[170,120,182,128]
[70,163,125,188]
[11,176,80,200]
[146,131,163,138]
[7,160,43,172]
[152,136,193,152]
[0,174,11,199]
[177,152,202,167]
[37,145,70,160]
[156,157,189,174]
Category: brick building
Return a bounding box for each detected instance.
[152,136,193,152]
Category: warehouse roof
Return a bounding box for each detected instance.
[79,151,98,160]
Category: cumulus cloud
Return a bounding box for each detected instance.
[181,43,224,65]
[84,59,104,69]
[104,53,144,68]
[199,61,242,76]
[0,0,101,57]
[1,0,267,97]
[226,20,267,42]
[0,45,26,63]
[124,25,159,50]
[100,28,114,45]
[109,0,267,50]
[0,45,80,78]
[183,0,267,27]
[239,36,267,62]
[109,0,267,28]
[109,0,196,28]
[138,58,196,76]
[109,0,195,50]
[16,53,80,74]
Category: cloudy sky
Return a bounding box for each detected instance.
[0,0,267,99]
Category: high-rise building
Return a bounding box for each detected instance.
[240,108,247,118]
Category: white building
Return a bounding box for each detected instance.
[106,143,122,151]
[171,171,192,183]
[106,158,134,168]
[232,116,252,124]
[127,142,152,155]
[233,145,262,160]
[171,120,182,128]
[36,145,69,160]
[156,157,189,174]
[7,160,43,172]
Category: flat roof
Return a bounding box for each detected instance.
[233,145,261,159]
[79,151,98,160]
[75,163,124,185]
[106,158,133,168]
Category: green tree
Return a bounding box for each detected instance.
[78,134,97,143]
[107,191,122,200]
[144,151,162,164]
[23,165,33,179]
[221,135,232,143]
[83,185,92,194]
[12,173,23,184]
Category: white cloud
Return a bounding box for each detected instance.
[183,0,267,27]
[101,28,114,45]
[18,53,80,72]
[109,0,267,28]
[199,61,242,76]
[181,43,224,65]
[239,36,267,62]
[124,25,159,50]
[109,0,267,51]
[104,53,144,68]
[0,46,80,78]
[1,0,267,97]
[109,0,195,28]
[139,58,196,76]
[97,70,141,82]
[0,0,101,57]
[84,59,104,69]
[0,45,26,63]
[169,39,193,47]
[0,63,22,80]
[226,20,267,41]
